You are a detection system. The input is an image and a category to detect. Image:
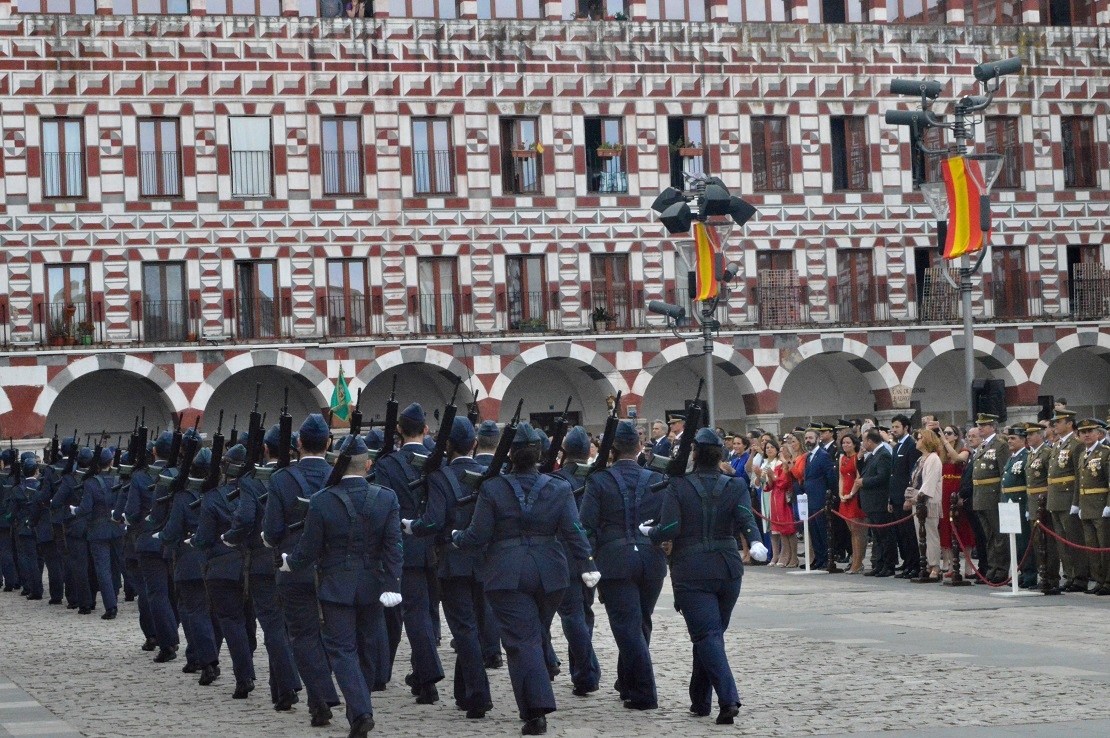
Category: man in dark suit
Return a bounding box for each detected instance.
[856,429,894,576]
[801,428,837,569]
[887,414,922,578]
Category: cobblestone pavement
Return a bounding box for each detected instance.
[2,564,1109,737]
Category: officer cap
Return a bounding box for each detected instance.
[191,447,213,478]
[336,433,368,456]
[422,435,436,452]
[224,444,248,464]
[793,426,808,434]
[477,420,500,439]
[263,424,282,451]
[975,413,999,426]
[877,425,890,432]
[401,403,426,425]
[98,448,113,467]
[363,428,385,451]
[449,416,476,450]
[1005,426,1027,439]
[563,426,590,456]
[77,447,94,466]
[20,454,37,476]
[512,422,542,447]
[155,431,174,458]
[693,427,723,447]
[1076,418,1101,432]
[837,419,854,430]
[1051,409,1077,423]
[667,413,685,425]
[1025,423,1044,435]
[61,437,77,456]
[1096,419,1110,430]
[614,420,639,445]
[299,414,330,446]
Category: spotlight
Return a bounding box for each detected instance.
[889,79,943,99]
[660,201,693,235]
[647,301,686,322]
[973,57,1022,84]
[651,187,686,215]
[702,184,732,217]
[727,196,756,227]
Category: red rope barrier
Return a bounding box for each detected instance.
[1038,520,1110,553]
[830,508,915,530]
[751,507,824,525]
[950,524,1037,588]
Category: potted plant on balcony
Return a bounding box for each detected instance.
[592,305,614,332]
[75,320,94,346]
[511,142,545,159]
[670,137,703,158]
[517,317,547,333]
[596,141,623,158]
[47,318,68,347]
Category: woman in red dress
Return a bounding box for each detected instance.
[758,439,798,568]
[939,424,971,577]
[838,434,866,573]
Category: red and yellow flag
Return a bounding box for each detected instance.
[693,221,719,301]
[941,156,987,260]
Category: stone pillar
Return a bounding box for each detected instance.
[745,413,784,435]
[863,0,886,22]
[458,0,478,18]
[708,0,729,22]
[1020,0,1040,24]
[786,0,809,22]
[1006,406,1042,425]
[544,0,561,19]
[629,0,647,20]
[946,0,964,23]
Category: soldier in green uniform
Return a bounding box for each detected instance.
[1023,422,1058,593]
[971,413,1010,584]
[1075,418,1110,595]
[1000,426,1035,589]
[1047,409,1088,592]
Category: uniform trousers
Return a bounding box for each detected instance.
[673,576,743,714]
[248,570,301,700]
[177,579,219,667]
[0,530,19,589]
[975,506,1007,579]
[320,600,381,726]
[485,557,563,720]
[279,578,340,709]
[599,571,662,705]
[393,567,444,687]
[1053,509,1090,587]
[1080,516,1110,587]
[126,553,155,637]
[440,576,492,710]
[1034,506,1062,588]
[138,553,179,650]
[88,539,118,611]
[480,596,502,663]
[555,577,599,690]
[16,535,41,597]
[207,579,256,685]
[41,537,68,603]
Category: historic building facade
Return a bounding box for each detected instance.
[0,1,1108,440]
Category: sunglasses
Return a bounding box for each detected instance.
[943,430,956,436]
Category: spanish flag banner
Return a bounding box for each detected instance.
[329,366,351,424]
[693,220,720,301]
[941,155,986,260]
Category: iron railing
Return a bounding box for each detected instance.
[504,290,558,331]
[504,153,542,195]
[138,151,182,197]
[830,279,891,324]
[413,150,454,195]
[415,293,463,334]
[671,287,730,327]
[325,293,375,337]
[137,299,198,343]
[233,295,287,340]
[586,287,640,329]
[586,150,628,194]
[1064,265,1110,320]
[322,150,362,196]
[38,301,102,346]
[230,150,272,198]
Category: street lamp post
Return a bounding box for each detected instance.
[647,173,755,429]
[885,57,1021,422]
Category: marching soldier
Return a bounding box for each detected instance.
[1075,419,1110,595]
[0,450,20,592]
[36,440,72,607]
[1024,422,1058,593]
[472,419,504,669]
[78,448,124,619]
[971,414,1010,584]
[1047,409,1088,592]
[999,427,1035,589]
[11,453,43,600]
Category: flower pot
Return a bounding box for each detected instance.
[511,149,538,159]
[49,336,66,347]
[593,320,612,332]
[678,147,704,158]
[595,148,622,158]
[80,335,92,345]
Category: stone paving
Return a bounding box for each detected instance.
[1,564,1109,737]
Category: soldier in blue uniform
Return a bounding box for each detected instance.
[644,428,767,725]
[222,424,301,711]
[52,445,94,611]
[155,447,221,686]
[373,402,445,704]
[472,419,504,669]
[126,432,180,661]
[263,413,341,727]
[0,450,20,592]
[452,423,599,736]
[579,420,667,710]
[548,426,600,696]
[403,416,492,717]
[282,433,404,738]
[77,448,123,620]
[11,453,43,599]
[194,444,256,698]
[114,451,157,650]
[34,441,72,606]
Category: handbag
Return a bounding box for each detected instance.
[903,459,923,510]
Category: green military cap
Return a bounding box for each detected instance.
[1051,409,1077,422]
[667,413,685,425]
[975,413,999,425]
[1025,423,1044,434]
[1076,418,1101,432]
[1005,426,1027,438]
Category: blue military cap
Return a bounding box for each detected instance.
[120,450,131,466]
[563,426,590,456]
[299,413,329,446]
[364,428,385,451]
[60,437,77,456]
[536,428,550,451]
[449,416,476,450]
[337,433,369,456]
[694,427,723,446]
[237,431,251,447]
[77,447,94,465]
[20,453,38,476]
[183,428,201,442]
[190,448,213,477]
[477,420,500,439]
[98,448,113,467]
[263,424,282,451]
[224,444,247,464]
[20,451,36,465]
[290,432,299,450]
[0,448,12,465]
[401,403,426,424]
[512,422,542,447]
[422,435,436,452]
[614,420,639,444]
[154,431,174,458]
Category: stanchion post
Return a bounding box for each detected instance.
[912,495,938,583]
[1036,493,1050,595]
[826,495,842,574]
[945,492,972,587]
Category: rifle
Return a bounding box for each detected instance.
[649,379,704,491]
[10,439,20,486]
[154,423,201,508]
[63,428,79,477]
[49,425,60,466]
[165,420,183,472]
[133,409,150,474]
[467,402,480,427]
[457,398,523,505]
[276,387,293,470]
[226,384,264,501]
[350,388,364,438]
[538,396,573,474]
[228,414,239,452]
[575,391,622,484]
[112,436,123,469]
[189,412,226,510]
[81,433,107,485]
[288,432,355,533]
[371,375,399,462]
[409,378,461,491]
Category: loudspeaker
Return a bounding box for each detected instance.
[972,379,1007,423]
[1037,395,1054,422]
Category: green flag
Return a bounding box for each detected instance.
[330,367,351,423]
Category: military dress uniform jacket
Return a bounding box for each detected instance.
[455,470,595,594]
[408,456,488,580]
[374,442,435,570]
[79,473,123,542]
[193,482,244,582]
[1077,444,1110,519]
[126,463,166,556]
[972,435,1011,511]
[9,479,39,538]
[262,456,331,584]
[289,476,403,605]
[158,485,206,582]
[1025,444,1052,513]
[648,471,761,582]
[222,474,273,576]
[578,459,667,580]
[1047,432,1083,512]
[1000,446,1029,510]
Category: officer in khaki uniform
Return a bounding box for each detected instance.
[1075,418,1110,595]
[1000,426,1035,589]
[971,413,1010,583]
[1023,422,1058,593]
[1047,409,1088,592]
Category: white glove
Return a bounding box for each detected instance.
[450,529,461,548]
[379,591,402,608]
[261,533,274,549]
[184,536,194,547]
[220,533,237,548]
[638,523,654,537]
[279,553,292,573]
[1024,511,1030,521]
[749,541,769,563]
[1070,505,1081,516]
[69,506,78,516]
[1103,506,1110,519]
[401,518,414,536]
[151,532,161,541]
[581,571,601,588]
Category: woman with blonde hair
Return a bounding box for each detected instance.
[758,439,797,567]
[912,428,944,579]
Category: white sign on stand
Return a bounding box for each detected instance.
[797,493,809,521]
[789,494,827,575]
[991,501,1039,598]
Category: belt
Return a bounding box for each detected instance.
[1001,486,1027,493]
[488,535,556,553]
[1048,476,1076,484]
[1027,487,1048,494]
[973,477,1001,486]
[1080,487,1109,495]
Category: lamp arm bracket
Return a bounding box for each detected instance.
[941,268,960,291]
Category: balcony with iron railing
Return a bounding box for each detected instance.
[135,299,199,343]
[586,149,628,194]
[671,287,730,327]
[413,150,454,196]
[139,151,182,198]
[324,293,386,338]
[322,150,362,196]
[231,295,291,340]
[503,153,542,195]
[414,292,468,335]
[585,287,642,330]
[501,290,560,331]
[37,301,102,346]
[230,150,272,198]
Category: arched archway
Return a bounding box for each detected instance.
[904,337,1025,424]
[777,352,877,429]
[358,362,475,431]
[1038,346,1110,419]
[636,342,763,429]
[193,349,330,416]
[355,347,484,408]
[44,369,178,440]
[498,357,617,429]
[201,366,325,435]
[902,336,1024,393]
[771,337,899,397]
